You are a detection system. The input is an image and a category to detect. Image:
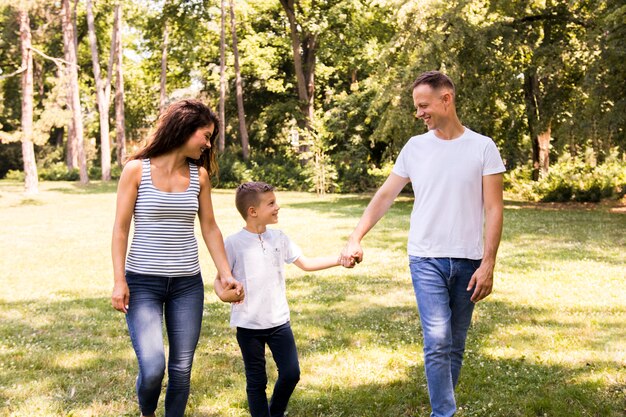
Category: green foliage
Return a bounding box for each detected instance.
[88,164,121,181]
[505,151,626,202]
[38,162,80,181]
[216,149,306,191]
[4,169,24,181]
[1,0,624,194]
[0,142,23,179]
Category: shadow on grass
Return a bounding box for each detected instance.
[1,291,624,416]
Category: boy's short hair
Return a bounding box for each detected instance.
[235,181,275,219]
[412,70,456,97]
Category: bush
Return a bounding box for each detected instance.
[4,169,25,181]
[38,162,80,181]
[216,150,306,190]
[505,152,626,202]
[0,142,23,179]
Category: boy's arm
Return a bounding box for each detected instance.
[214,276,245,303]
[293,255,341,272]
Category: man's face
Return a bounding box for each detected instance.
[253,191,280,225]
[412,84,450,130]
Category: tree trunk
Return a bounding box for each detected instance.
[107,3,119,165]
[537,123,551,178]
[62,0,88,183]
[159,6,168,114]
[218,0,227,152]
[229,0,249,160]
[86,0,111,181]
[18,8,38,194]
[523,68,542,181]
[114,3,126,165]
[279,0,316,133]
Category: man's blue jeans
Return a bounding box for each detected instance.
[125,272,204,417]
[409,256,481,417]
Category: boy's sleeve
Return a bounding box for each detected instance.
[281,232,302,264]
[224,236,236,271]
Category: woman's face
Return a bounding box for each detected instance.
[185,124,215,159]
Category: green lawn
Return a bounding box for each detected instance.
[0,180,624,417]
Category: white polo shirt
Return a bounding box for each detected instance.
[392,128,506,260]
[225,228,302,329]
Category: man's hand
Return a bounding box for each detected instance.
[467,263,494,303]
[340,239,363,268]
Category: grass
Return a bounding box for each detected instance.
[0,179,624,417]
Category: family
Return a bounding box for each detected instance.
[111,71,505,417]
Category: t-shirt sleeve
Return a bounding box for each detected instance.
[483,140,506,175]
[281,232,302,264]
[391,142,410,178]
[224,237,236,271]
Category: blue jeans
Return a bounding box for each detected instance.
[409,256,481,417]
[125,272,204,417]
[236,322,301,417]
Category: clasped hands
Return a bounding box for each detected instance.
[339,240,363,268]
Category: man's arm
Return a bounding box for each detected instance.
[468,173,504,302]
[341,173,410,267]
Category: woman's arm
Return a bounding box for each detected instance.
[293,255,341,272]
[111,160,141,313]
[198,167,243,295]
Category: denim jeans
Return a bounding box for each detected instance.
[236,322,301,417]
[125,272,204,417]
[409,256,481,417]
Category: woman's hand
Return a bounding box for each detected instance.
[111,280,130,313]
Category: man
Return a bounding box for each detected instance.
[341,70,505,417]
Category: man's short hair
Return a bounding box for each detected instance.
[235,181,275,219]
[412,71,456,97]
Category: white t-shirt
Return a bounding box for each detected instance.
[392,128,505,260]
[225,228,302,329]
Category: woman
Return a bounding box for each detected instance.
[111,99,243,417]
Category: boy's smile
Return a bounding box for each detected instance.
[254,191,280,226]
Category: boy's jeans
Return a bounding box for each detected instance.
[125,272,204,417]
[236,322,301,417]
[409,257,481,417]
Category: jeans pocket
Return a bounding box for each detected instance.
[470,259,482,270]
[409,255,429,266]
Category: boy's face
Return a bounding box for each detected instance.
[251,191,280,225]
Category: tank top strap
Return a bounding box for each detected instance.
[140,159,152,187]
[188,162,200,193]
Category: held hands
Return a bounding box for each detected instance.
[340,239,363,268]
[215,276,245,304]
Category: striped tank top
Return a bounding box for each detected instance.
[126,159,201,277]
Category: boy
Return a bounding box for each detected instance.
[215,181,344,417]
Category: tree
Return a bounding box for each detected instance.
[219,0,227,151]
[159,0,168,113]
[279,0,316,133]
[61,0,88,183]
[18,6,38,193]
[86,0,112,180]
[229,0,249,160]
[113,2,125,165]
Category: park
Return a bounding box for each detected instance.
[1,0,625,416]
[0,179,624,416]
